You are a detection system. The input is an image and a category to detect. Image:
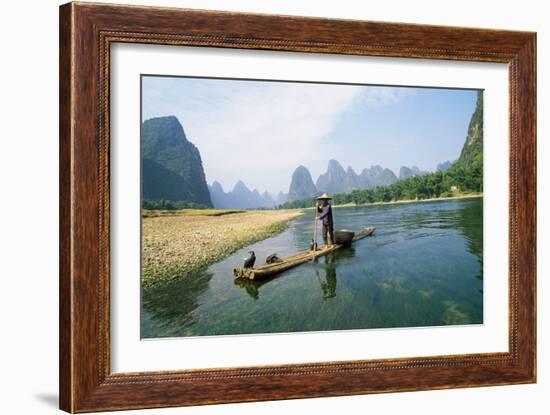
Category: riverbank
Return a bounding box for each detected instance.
[302,193,483,210]
[360,193,483,207]
[142,209,304,289]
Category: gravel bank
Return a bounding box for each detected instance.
[142,209,303,289]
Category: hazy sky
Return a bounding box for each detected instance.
[142,75,479,195]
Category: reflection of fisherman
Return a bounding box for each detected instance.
[316,193,334,246]
[320,253,337,299]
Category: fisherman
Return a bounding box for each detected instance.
[316,193,335,246]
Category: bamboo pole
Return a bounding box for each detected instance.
[312,201,319,254]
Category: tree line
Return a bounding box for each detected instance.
[281,159,482,209]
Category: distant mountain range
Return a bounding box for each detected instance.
[285,160,435,201]
[209,180,286,210]
[141,115,453,210]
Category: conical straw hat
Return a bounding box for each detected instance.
[316,192,332,200]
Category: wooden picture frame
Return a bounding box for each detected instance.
[59,2,536,412]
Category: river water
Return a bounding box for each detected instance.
[141,197,483,338]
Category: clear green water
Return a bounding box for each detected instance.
[141,197,483,338]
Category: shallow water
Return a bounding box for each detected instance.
[141,197,483,338]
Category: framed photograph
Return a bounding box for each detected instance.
[59,2,536,412]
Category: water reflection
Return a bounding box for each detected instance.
[234,277,264,300]
[314,253,338,300]
[451,199,483,280]
[141,270,213,338]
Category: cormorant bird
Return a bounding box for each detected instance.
[265,253,282,264]
[243,251,256,269]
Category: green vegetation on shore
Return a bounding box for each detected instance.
[282,160,482,208]
[324,193,482,209]
[142,199,210,210]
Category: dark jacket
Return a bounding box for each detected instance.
[317,204,334,227]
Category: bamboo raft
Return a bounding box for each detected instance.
[233,226,375,280]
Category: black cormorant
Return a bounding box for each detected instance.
[266,253,282,264]
[243,251,256,268]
